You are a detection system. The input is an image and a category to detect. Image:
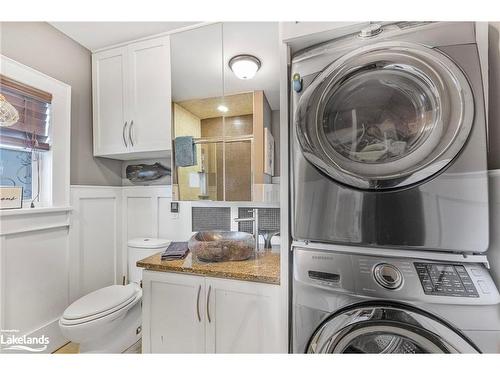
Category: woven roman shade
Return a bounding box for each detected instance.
[0,74,52,151]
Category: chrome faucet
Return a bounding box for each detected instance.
[234,208,260,253]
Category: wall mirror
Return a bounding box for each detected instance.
[171,22,280,202]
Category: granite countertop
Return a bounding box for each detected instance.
[137,250,280,285]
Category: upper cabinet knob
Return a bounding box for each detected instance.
[359,24,382,38]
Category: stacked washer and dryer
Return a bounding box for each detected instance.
[290,22,500,353]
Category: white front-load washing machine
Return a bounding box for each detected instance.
[292,246,500,353]
[291,22,489,253]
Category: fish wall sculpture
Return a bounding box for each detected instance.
[126,162,171,182]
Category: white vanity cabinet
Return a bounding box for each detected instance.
[204,277,281,353]
[141,270,282,353]
[92,36,172,160]
[142,272,206,353]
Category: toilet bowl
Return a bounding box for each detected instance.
[59,283,142,353]
[59,238,170,353]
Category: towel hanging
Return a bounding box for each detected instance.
[174,136,197,167]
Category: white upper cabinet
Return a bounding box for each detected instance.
[92,47,129,156]
[128,37,172,153]
[92,36,172,160]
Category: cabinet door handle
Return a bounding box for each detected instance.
[196,284,201,322]
[206,285,212,323]
[122,121,128,147]
[129,120,134,147]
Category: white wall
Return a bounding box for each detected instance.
[0,185,123,354]
[1,186,124,353]
[0,209,71,353]
[69,186,123,300]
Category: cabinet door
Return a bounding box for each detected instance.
[205,278,281,353]
[128,37,172,152]
[142,271,206,353]
[92,47,129,156]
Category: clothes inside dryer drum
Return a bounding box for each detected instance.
[295,41,475,190]
[323,69,437,164]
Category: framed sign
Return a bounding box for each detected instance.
[0,186,23,209]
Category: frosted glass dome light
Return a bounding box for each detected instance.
[229,55,261,80]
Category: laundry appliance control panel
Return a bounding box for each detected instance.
[293,246,500,305]
[414,263,479,298]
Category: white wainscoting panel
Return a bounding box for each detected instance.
[70,186,192,291]
[0,209,71,353]
[69,186,123,301]
[3,227,69,332]
[126,197,155,239]
[123,187,165,240]
[122,186,193,281]
[158,198,193,241]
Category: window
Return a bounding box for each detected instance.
[0,74,51,205]
[0,148,33,200]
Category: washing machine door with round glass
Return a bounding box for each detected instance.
[307,302,480,354]
[295,41,474,190]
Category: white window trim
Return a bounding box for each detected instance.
[0,146,36,204]
[0,54,71,209]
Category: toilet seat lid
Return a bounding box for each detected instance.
[63,284,138,320]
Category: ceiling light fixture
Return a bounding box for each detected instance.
[229,54,261,80]
[217,105,229,113]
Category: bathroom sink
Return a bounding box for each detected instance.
[188,231,254,262]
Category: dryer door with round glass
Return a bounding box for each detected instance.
[307,303,479,354]
[295,41,474,190]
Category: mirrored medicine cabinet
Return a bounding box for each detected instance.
[170,22,280,202]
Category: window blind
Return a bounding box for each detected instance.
[0,74,52,151]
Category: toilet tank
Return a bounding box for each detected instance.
[127,238,170,283]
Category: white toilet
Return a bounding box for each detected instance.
[59,238,170,353]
